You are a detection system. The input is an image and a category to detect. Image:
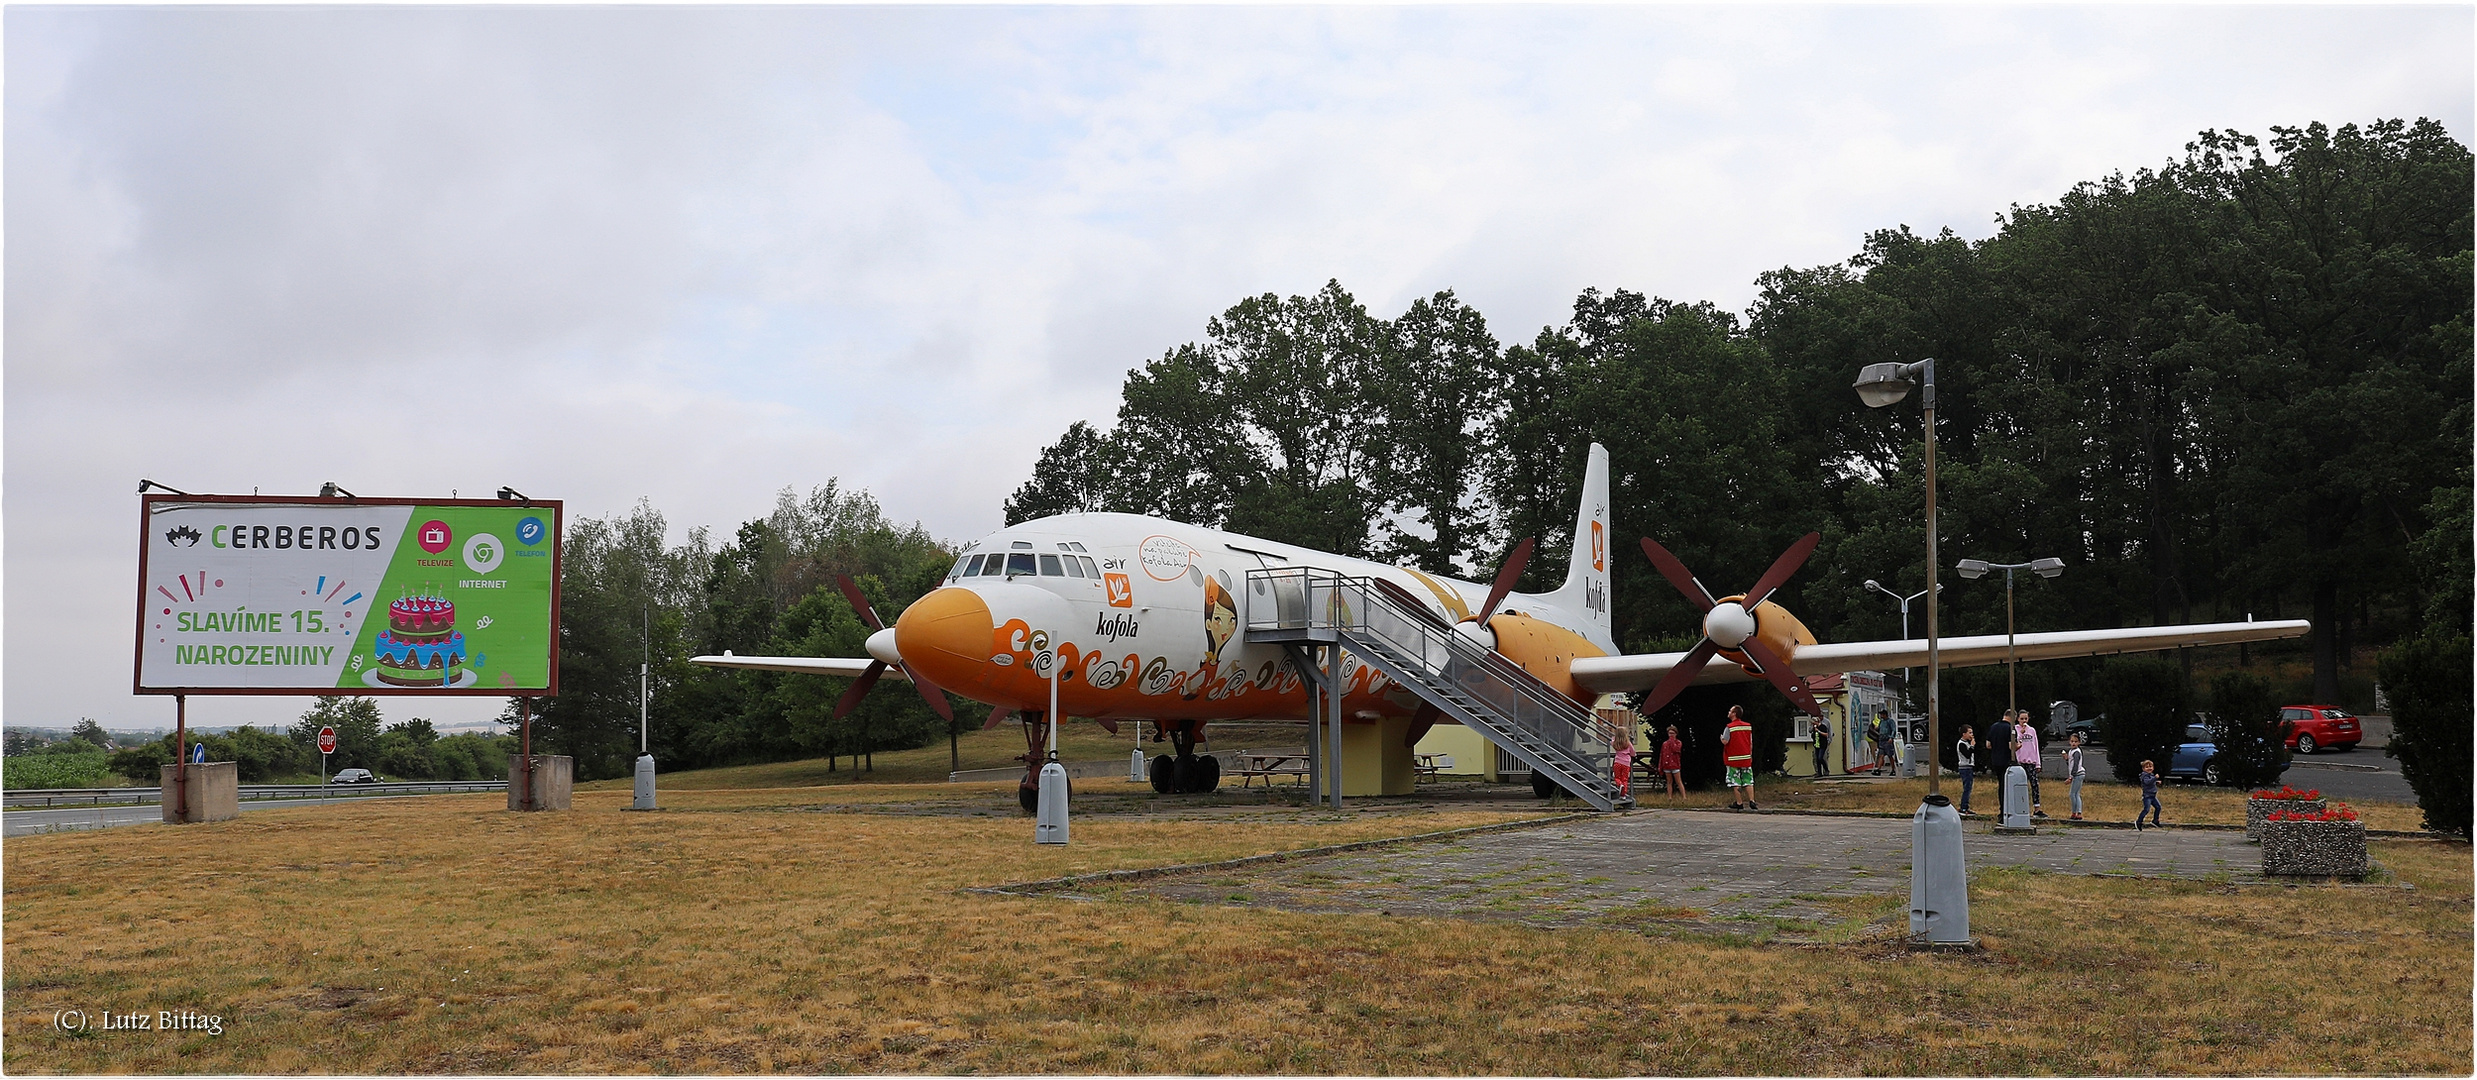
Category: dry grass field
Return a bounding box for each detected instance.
[6,759,2468,1074]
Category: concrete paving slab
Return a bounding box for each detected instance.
[1118,809,2275,942]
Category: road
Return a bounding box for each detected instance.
[2055,744,2413,805]
[4,791,482,837]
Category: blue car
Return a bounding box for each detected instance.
[2163,722,2290,786]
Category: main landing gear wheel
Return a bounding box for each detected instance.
[1531,771,1576,800]
[1149,754,1176,794]
[1188,753,1221,793]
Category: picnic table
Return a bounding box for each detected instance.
[1233,748,1310,787]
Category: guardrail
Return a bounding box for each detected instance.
[4,780,508,809]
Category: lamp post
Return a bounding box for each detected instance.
[1862,579,1941,685]
[1855,357,1969,945]
[1954,557,2064,724]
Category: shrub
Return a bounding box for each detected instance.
[4,752,109,789]
[2095,657,2190,783]
[109,743,173,784]
[2379,630,2472,836]
[2207,671,2289,789]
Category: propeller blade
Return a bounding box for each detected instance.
[899,663,957,724]
[832,661,888,720]
[1475,537,1536,625]
[1093,717,1119,735]
[1639,538,1717,613]
[836,575,885,632]
[983,703,1014,730]
[1372,577,1456,629]
[1741,637,1824,718]
[1405,701,1441,747]
[1739,532,1822,610]
[1639,639,1722,716]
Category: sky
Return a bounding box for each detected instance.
[9,4,2471,733]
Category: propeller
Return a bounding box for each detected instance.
[1636,534,1825,719]
[1473,537,1536,626]
[833,576,957,726]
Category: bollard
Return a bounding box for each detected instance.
[1034,760,1070,844]
[1130,746,1147,783]
[1997,765,2035,832]
[1910,794,1971,943]
[632,753,657,810]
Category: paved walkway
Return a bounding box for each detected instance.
[1121,809,2269,941]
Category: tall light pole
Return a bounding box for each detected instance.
[1954,557,2065,722]
[1856,357,1969,945]
[1862,579,1940,685]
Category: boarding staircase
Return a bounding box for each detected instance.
[1243,568,1632,811]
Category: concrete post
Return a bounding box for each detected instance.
[632,753,657,810]
[1997,765,2035,832]
[1909,794,1970,943]
[1034,760,1070,844]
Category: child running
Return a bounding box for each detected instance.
[2137,758,2163,830]
[1612,732,1634,799]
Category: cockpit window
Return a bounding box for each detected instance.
[1007,553,1037,576]
[1038,554,1063,576]
[1059,555,1085,578]
[979,555,1005,577]
[957,554,982,578]
[1079,556,1100,577]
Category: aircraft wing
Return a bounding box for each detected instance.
[688,653,891,678]
[1569,620,2312,695]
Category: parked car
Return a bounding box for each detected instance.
[2279,704,2362,754]
[329,768,379,784]
[2163,722,2291,786]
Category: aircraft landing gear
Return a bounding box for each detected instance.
[1146,721,1221,794]
[1017,712,1070,814]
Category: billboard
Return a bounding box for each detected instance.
[135,496,561,695]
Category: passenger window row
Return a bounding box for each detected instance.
[949,546,1101,581]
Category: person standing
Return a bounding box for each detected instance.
[1812,717,1833,778]
[2137,759,2163,830]
[1984,710,2015,787]
[1659,725,1685,800]
[1723,706,1757,810]
[2014,712,2045,817]
[2065,732,2088,820]
[1954,724,1978,816]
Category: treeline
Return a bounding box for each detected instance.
[1011,120,2470,712]
[104,698,516,784]
[503,487,961,783]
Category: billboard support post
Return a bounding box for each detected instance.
[173,694,187,822]
[519,697,534,811]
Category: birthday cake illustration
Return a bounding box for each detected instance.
[373,591,467,686]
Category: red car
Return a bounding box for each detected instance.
[2279,705,2362,754]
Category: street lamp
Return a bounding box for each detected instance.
[1862,579,1942,685]
[1855,358,1969,946]
[1954,557,2064,724]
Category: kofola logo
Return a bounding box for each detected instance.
[1094,611,1139,641]
[417,520,453,554]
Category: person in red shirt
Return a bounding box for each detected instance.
[1658,725,1685,800]
[1723,705,1758,811]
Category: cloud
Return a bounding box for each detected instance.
[7,4,2469,728]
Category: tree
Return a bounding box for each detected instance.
[2094,657,2191,783]
[1371,290,1503,575]
[70,718,110,749]
[292,698,383,772]
[2379,631,2471,835]
[2205,671,2289,789]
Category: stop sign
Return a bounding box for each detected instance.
[317,726,338,754]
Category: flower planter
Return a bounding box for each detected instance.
[2247,794,2328,840]
[2260,817,2368,877]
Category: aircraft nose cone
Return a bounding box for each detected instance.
[865,627,901,666]
[895,586,994,688]
[1704,602,1757,648]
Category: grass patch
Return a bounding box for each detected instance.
[4,785,2467,1074]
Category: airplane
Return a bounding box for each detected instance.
[693,443,2310,811]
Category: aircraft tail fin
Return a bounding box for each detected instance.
[1541,442,1615,653]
